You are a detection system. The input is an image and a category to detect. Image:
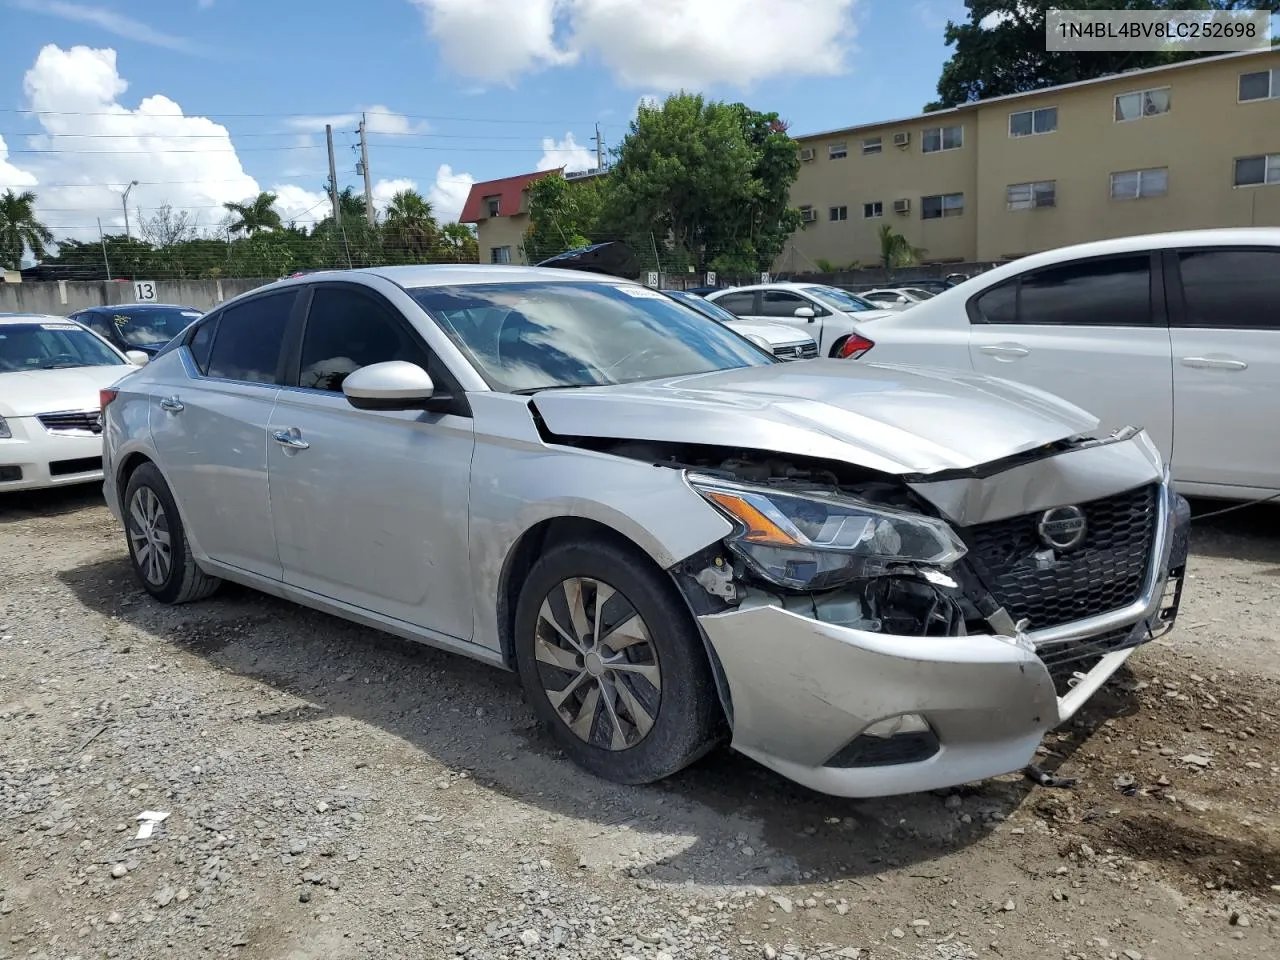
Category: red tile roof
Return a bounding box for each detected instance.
[459,169,558,223]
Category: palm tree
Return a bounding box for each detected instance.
[222,191,283,236]
[382,189,437,262]
[0,189,54,270]
[436,222,479,263]
[877,224,924,276]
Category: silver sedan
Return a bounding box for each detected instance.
[101,265,1189,797]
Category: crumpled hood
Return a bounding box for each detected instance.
[0,365,131,418]
[531,359,1101,476]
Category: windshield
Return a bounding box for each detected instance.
[409,281,773,393]
[0,322,125,372]
[663,290,741,325]
[802,285,880,313]
[901,288,936,300]
[100,307,202,346]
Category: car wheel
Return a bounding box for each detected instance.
[513,537,723,785]
[123,462,221,605]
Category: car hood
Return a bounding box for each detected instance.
[0,365,130,418]
[723,319,813,347]
[530,359,1101,476]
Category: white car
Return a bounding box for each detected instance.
[663,289,818,360]
[860,287,938,310]
[706,283,896,358]
[0,312,147,492]
[847,228,1280,501]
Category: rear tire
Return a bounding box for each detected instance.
[513,537,723,785]
[123,463,221,605]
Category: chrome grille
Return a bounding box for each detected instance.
[37,410,103,435]
[774,342,819,361]
[960,484,1158,631]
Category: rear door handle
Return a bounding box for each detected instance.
[979,343,1030,359]
[1180,356,1248,371]
[159,397,184,413]
[272,428,310,450]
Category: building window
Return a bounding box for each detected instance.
[921,193,964,219]
[1009,106,1057,137]
[1234,154,1280,187]
[863,201,883,218]
[485,196,501,217]
[862,137,882,155]
[1239,69,1279,101]
[829,205,848,222]
[1007,180,1057,210]
[1110,167,1168,200]
[922,125,963,153]
[490,246,512,264]
[1114,86,1171,121]
[829,142,848,160]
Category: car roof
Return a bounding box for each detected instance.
[708,281,833,295]
[77,303,199,312]
[267,264,637,291]
[0,312,75,325]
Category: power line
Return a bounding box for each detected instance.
[9,144,599,155]
[1,130,600,142]
[0,107,600,125]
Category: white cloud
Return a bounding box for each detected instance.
[408,0,859,89]
[18,44,261,239]
[13,0,197,53]
[372,177,418,212]
[268,184,331,228]
[536,132,594,172]
[408,0,575,86]
[286,105,426,136]
[427,164,474,222]
[0,135,39,190]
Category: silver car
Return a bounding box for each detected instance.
[101,266,1190,798]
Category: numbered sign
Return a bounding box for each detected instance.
[133,280,158,302]
[706,271,717,286]
[645,271,659,288]
[759,272,771,284]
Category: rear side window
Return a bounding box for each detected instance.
[187,318,218,373]
[1176,249,1280,330]
[970,255,1152,326]
[205,292,295,383]
[713,292,756,315]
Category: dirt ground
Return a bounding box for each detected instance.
[1,486,1277,960]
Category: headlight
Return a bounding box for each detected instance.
[688,474,966,591]
[0,415,10,440]
[744,334,773,354]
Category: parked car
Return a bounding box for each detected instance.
[100,265,1189,798]
[68,304,204,358]
[706,282,896,357]
[844,228,1280,501]
[861,287,938,309]
[663,289,818,360]
[1,312,147,492]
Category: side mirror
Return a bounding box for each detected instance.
[794,306,816,320]
[126,350,149,366]
[342,361,437,411]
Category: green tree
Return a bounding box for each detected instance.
[436,222,479,263]
[0,189,53,270]
[601,93,803,274]
[383,189,438,263]
[222,191,283,236]
[521,173,606,262]
[877,224,925,274]
[928,0,1275,109]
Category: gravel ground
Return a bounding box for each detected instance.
[1,487,1278,960]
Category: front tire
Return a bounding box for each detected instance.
[513,538,723,785]
[123,463,221,605]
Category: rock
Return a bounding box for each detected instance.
[1180,754,1211,768]
[771,895,794,914]
[944,794,962,810]
[835,950,861,959]
[519,929,540,948]
[176,888,190,903]
[1123,951,1143,960]
[110,864,128,879]
[891,928,905,939]
[763,947,778,960]
[153,886,175,908]
[106,912,122,925]
[299,890,311,903]
[1002,900,1016,912]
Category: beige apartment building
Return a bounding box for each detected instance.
[781,48,1280,271]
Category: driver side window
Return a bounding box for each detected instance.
[760,290,810,318]
[298,286,435,392]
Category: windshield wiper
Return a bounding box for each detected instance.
[511,383,608,395]
[40,362,88,370]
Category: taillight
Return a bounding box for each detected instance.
[99,388,118,416]
[836,334,875,359]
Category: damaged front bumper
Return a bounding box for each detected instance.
[695,449,1189,799]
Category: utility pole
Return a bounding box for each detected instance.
[592,122,604,171]
[122,179,138,239]
[325,124,342,227]
[97,218,111,280]
[359,114,375,228]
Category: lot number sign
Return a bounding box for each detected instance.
[133,280,158,302]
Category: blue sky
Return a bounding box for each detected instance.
[0,0,967,235]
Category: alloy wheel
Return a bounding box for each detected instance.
[534,577,662,751]
[127,486,172,586]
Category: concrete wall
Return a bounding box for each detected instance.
[0,278,272,316]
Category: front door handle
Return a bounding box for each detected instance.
[272,429,310,450]
[159,397,184,413]
[1180,356,1248,371]
[979,343,1030,359]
